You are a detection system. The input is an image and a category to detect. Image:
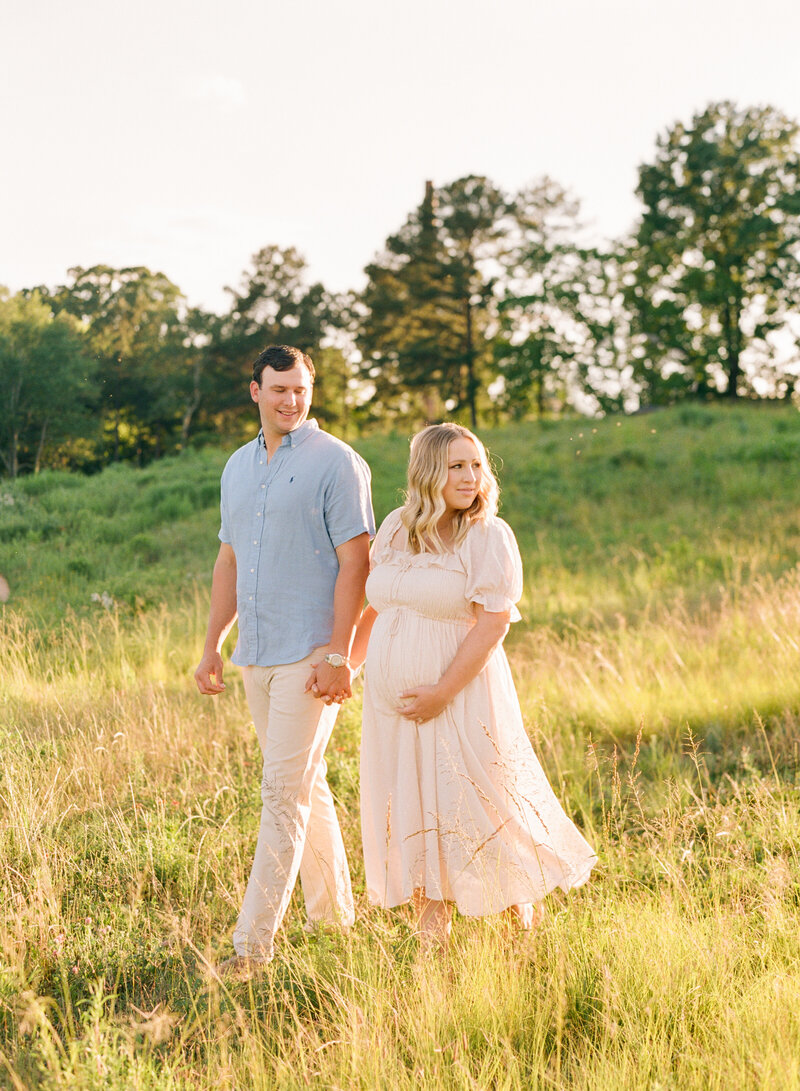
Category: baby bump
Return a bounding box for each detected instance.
[364,608,468,710]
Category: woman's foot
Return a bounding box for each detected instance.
[413,890,452,954]
[505,902,544,931]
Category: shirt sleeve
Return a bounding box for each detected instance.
[462,518,523,622]
[323,450,376,549]
[218,464,231,544]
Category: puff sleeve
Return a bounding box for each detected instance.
[369,508,404,570]
[462,518,523,622]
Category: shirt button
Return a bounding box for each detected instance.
[261,484,266,489]
[253,539,258,545]
[249,595,253,600]
[250,568,255,573]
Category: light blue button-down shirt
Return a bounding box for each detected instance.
[219,419,375,667]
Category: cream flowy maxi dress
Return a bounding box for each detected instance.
[360,509,597,915]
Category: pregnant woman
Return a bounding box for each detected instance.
[351,423,596,950]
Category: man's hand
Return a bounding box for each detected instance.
[194,650,226,695]
[303,532,370,705]
[305,655,353,705]
[194,544,237,697]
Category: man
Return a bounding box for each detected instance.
[194,344,374,974]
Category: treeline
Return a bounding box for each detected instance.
[2,100,799,478]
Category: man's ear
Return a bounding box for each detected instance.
[250,380,260,404]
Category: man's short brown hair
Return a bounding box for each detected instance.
[252,345,315,385]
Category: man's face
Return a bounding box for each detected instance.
[250,364,313,440]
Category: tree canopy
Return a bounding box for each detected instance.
[3,98,800,476]
[629,101,800,402]
[0,291,96,477]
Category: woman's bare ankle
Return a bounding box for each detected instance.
[413,889,452,952]
[505,902,544,931]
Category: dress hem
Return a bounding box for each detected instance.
[366,854,597,917]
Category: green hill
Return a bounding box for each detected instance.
[3,402,799,628]
[2,403,800,1088]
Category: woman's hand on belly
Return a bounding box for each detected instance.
[396,683,450,725]
[396,606,509,725]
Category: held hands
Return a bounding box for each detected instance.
[305,653,353,705]
[194,650,226,696]
[397,684,449,725]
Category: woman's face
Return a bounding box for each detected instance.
[441,437,482,517]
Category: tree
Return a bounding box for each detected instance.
[41,265,186,461]
[358,177,505,429]
[212,245,351,431]
[629,101,800,401]
[175,306,220,446]
[358,182,456,425]
[436,175,506,427]
[0,291,96,477]
[495,179,635,417]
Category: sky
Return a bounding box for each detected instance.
[2,0,800,314]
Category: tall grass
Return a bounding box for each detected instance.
[2,404,800,1088]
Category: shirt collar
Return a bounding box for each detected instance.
[256,418,319,450]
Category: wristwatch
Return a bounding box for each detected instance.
[323,652,349,669]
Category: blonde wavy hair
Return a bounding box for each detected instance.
[400,423,499,554]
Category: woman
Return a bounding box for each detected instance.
[351,423,596,949]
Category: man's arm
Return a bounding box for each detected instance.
[194,543,238,695]
[306,532,370,702]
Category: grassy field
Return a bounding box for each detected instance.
[1,402,800,1089]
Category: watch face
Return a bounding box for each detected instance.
[326,653,346,668]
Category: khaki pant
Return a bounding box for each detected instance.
[233,654,354,958]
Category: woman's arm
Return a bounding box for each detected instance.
[337,510,395,675]
[350,604,378,671]
[397,604,511,723]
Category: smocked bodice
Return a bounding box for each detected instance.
[365,547,474,623]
